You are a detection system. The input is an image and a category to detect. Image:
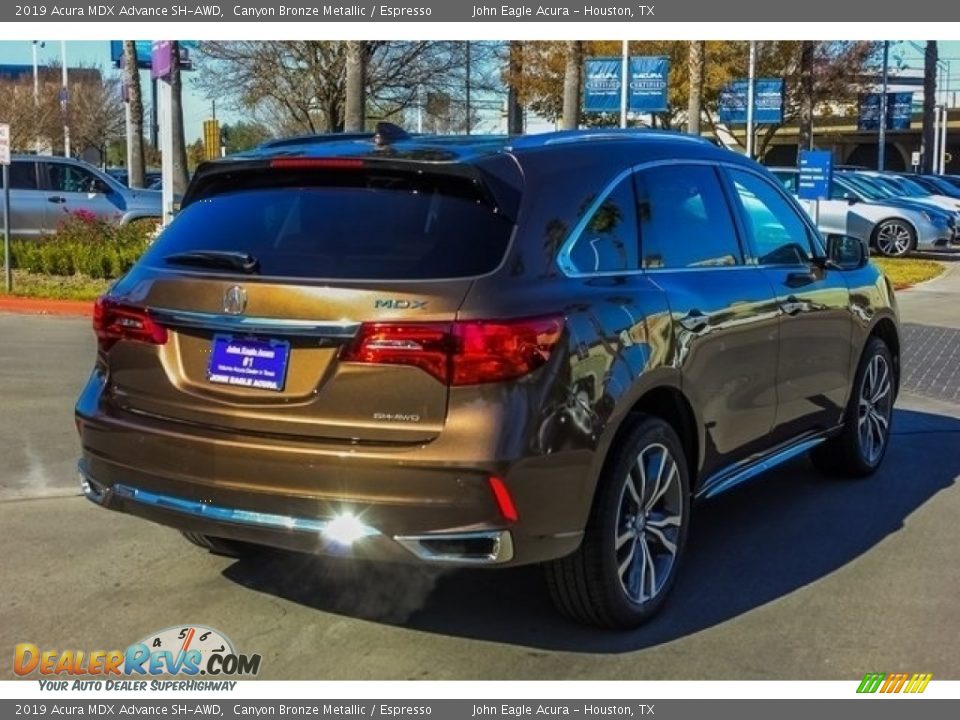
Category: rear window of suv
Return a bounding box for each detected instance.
[141,172,514,280]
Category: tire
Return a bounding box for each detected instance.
[180,531,259,558]
[872,219,916,258]
[811,337,895,478]
[545,415,691,628]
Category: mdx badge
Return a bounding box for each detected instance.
[374,299,428,310]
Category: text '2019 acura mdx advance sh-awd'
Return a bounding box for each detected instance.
[77,127,900,628]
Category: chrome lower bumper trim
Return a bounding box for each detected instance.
[78,466,514,565]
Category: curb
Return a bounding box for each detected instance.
[0,296,93,317]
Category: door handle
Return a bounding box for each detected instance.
[779,296,807,315]
[679,310,710,333]
[47,196,66,204]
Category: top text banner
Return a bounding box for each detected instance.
[4,1,960,22]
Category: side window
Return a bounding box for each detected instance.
[830,181,852,201]
[775,172,798,194]
[635,164,742,269]
[728,169,815,266]
[1,162,39,190]
[44,163,103,194]
[568,175,639,274]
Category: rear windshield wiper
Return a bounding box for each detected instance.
[164,250,260,274]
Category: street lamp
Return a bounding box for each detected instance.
[32,41,44,155]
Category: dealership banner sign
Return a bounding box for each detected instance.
[583,56,670,113]
[719,79,785,124]
[858,92,914,131]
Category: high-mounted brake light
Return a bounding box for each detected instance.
[341,316,564,386]
[93,298,168,351]
[269,157,365,170]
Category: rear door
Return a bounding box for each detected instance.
[633,162,780,477]
[0,160,46,236]
[724,167,853,441]
[102,161,518,444]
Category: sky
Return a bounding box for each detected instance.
[1,39,958,144]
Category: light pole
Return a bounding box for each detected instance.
[746,41,757,159]
[620,40,629,129]
[32,41,44,154]
[878,40,889,171]
[60,40,70,157]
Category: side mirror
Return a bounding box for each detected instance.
[825,234,867,270]
[844,193,859,205]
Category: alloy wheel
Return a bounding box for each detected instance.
[857,353,893,465]
[615,443,683,604]
[875,222,912,257]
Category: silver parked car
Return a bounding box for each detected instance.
[0,155,162,238]
[772,168,957,257]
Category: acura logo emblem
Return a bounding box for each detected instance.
[223,286,247,315]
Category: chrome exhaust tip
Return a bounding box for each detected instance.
[77,465,106,503]
[393,530,514,565]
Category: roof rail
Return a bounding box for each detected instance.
[506,128,712,151]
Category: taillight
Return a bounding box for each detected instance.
[93,297,168,351]
[341,316,564,386]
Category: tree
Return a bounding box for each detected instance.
[169,41,190,195]
[687,41,705,135]
[187,138,206,171]
[123,41,145,187]
[344,41,366,131]
[219,121,273,154]
[561,41,583,130]
[0,64,124,159]
[797,41,815,152]
[196,41,500,135]
[921,41,938,174]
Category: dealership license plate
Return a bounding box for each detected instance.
[207,335,290,392]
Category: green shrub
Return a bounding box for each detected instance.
[9,212,154,279]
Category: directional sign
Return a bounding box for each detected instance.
[798,150,833,201]
[0,123,10,165]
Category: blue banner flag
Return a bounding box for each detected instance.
[858,92,914,131]
[628,56,670,113]
[583,58,623,113]
[719,79,785,124]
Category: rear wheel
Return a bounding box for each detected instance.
[811,337,894,477]
[546,415,690,628]
[872,220,916,258]
[180,531,259,558]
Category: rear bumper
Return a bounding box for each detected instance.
[79,466,515,564]
[75,397,587,567]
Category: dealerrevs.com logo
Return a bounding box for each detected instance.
[14,625,261,690]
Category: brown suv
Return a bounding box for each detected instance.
[76,128,900,628]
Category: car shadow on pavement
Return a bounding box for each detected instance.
[221,407,959,653]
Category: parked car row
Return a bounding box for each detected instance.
[1,156,162,237]
[772,167,960,258]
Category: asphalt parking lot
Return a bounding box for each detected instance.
[2,267,959,680]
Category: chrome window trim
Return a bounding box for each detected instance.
[556,159,827,279]
[148,307,361,338]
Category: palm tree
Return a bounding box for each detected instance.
[170,41,190,196]
[344,41,366,132]
[687,41,705,135]
[507,41,524,134]
[122,41,145,188]
[561,41,583,131]
[921,41,938,174]
[797,41,815,154]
